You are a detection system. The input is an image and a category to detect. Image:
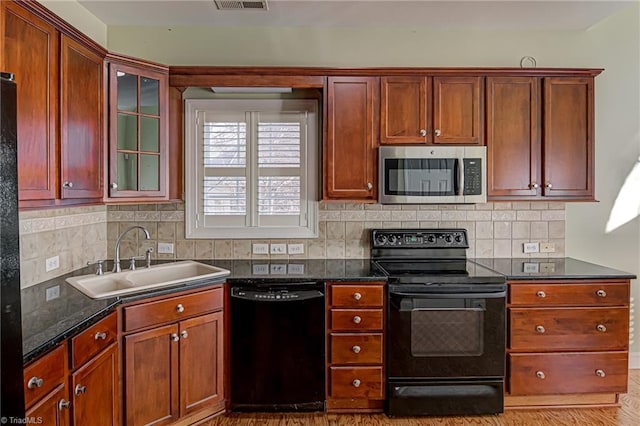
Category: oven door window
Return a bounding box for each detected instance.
[384,158,458,196]
[410,300,485,357]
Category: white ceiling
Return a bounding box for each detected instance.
[75,0,632,30]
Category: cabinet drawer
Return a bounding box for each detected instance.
[331,284,384,307]
[123,287,223,332]
[509,281,629,306]
[71,312,118,368]
[331,309,383,331]
[24,343,66,409]
[331,333,383,364]
[509,307,629,351]
[508,352,628,395]
[330,366,384,399]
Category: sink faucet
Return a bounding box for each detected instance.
[113,226,151,273]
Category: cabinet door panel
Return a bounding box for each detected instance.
[71,344,119,426]
[433,77,482,145]
[486,77,540,198]
[325,76,378,201]
[3,3,58,202]
[125,324,179,426]
[543,77,594,198]
[179,311,224,416]
[26,384,70,426]
[60,35,103,199]
[380,76,430,144]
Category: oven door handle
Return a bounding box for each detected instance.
[390,290,506,299]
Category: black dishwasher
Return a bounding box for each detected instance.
[230,281,326,412]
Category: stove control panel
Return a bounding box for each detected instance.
[372,229,469,249]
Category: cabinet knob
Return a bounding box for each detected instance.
[596,369,606,377]
[171,333,180,342]
[110,182,118,190]
[596,324,607,332]
[536,325,546,333]
[94,331,107,340]
[176,304,185,313]
[353,292,362,301]
[352,345,361,354]
[530,182,539,189]
[596,289,607,297]
[545,183,553,189]
[180,330,189,339]
[27,376,44,389]
[434,129,441,137]
[536,290,546,298]
[62,181,73,189]
[58,399,71,410]
[536,371,546,379]
[352,379,361,388]
[74,384,87,396]
[419,129,427,137]
[366,182,373,190]
[352,315,362,324]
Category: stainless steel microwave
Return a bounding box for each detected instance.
[379,146,487,204]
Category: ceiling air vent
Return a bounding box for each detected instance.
[214,0,268,10]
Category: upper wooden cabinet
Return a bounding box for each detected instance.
[487,76,594,201]
[106,57,169,201]
[325,76,378,202]
[380,76,482,145]
[2,1,105,208]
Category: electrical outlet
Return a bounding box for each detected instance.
[540,262,556,273]
[270,243,287,254]
[288,243,304,255]
[540,242,556,253]
[45,285,60,301]
[523,242,539,253]
[523,262,540,273]
[157,243,174,254]
[252,243,269,255]
[45,255,60,272]
[270,264,286,274]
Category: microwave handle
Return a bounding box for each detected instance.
[457,159,464,196]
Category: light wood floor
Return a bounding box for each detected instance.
[203,370,640,425]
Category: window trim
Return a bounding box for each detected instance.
[184,98,318,239]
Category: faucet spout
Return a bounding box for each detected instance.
[113,226,151,273]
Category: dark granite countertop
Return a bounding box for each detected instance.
[21,259,381,364]
[473,257,637,280]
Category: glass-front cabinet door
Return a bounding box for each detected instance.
[108,61,168,199]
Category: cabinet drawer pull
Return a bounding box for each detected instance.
[171,333,179,342]
[27,376,44,389]
[180,330,189,339]
[596,369,606,377]
[545,183,553,189]
[352,379,361,388]
[353,292,362,301]
[596,324,607,332]
[536,325,546,333]
[536,371,546,379]
[176,303,185,313]
[352,315,362,324]
[434,129,441,137]
[419,129,427,137]
[94,331,107,340]
[62,181,73,189]
[366,182,373,190]
[530,182,539,189]
[596,289,607,297]
[58,399,71,410]
[74,384,86,396]
[536,290,546,298]
[352,345,361,354]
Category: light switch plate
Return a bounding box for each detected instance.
[523,242,539,253]
[45,255,60,272]
[523,262,540,273]
[288,243,304,255]
[45,285,60,301]
[288,264,305,274]
[252,243,269,255]
[540,242,555,253]
[158,243,174,254]
[252,264,269,275]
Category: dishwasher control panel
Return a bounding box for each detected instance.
[231,286,325,302]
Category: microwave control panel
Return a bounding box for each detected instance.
[462,158,482,195]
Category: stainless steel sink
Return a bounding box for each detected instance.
[66,261,230,299]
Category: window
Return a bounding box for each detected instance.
[185,99,318,238]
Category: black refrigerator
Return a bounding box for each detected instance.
[1,72,26,418]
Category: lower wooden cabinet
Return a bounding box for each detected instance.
[122,286,225,425]
[26,383,70,426]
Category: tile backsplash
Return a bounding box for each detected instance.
[18,201,565,288]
